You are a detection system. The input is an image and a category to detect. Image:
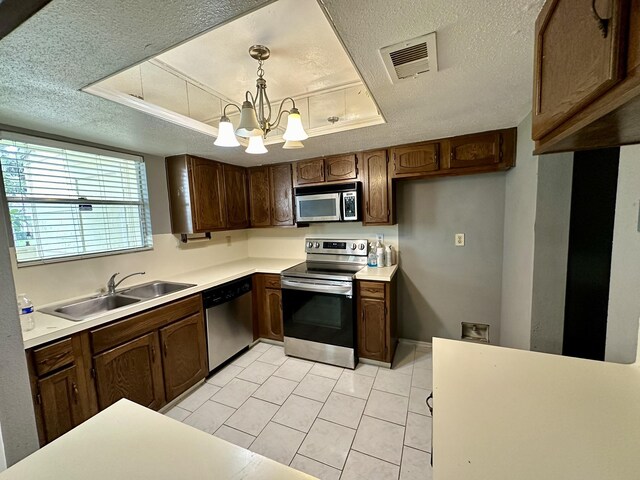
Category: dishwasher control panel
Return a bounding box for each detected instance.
[203,276,252,309]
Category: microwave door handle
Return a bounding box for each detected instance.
[281,279,352,296]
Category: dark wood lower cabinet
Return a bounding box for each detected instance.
[37,365,84,443]
[93,332,165,410]
[160,313,208,402]
[254,274,284,341]
[357,278,397,363]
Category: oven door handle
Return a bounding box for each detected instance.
[281,279,353,296]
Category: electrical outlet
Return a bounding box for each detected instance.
[376,233,384,243]
[455,233,465,246]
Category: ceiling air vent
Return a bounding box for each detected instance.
[380,32,438,83]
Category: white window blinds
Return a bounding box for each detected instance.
[0,133,153,266]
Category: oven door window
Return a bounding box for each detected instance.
[282,288,354,348]
[296,194,341,221]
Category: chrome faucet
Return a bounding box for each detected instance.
[107,272,145,295]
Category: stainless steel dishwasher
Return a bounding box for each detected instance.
[202,276,253,372]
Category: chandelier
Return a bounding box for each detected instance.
[214,45,308,154]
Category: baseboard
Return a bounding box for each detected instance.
[158,379,205,413]
[398,338,432,349]
[359,357,391,369]
[255,338,284,347]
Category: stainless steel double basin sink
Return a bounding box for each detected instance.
[40,281,196,322]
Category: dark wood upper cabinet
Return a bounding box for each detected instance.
[448,131,502,169]
[269,164,295,226]
[37,365,84,444]
[223,164,250,229]
[188,158,226,232]
[93,332,165,411]
[325,154,358,182]
[248,166,272,227]
[362,150,393,225]
[295,158,325,185]
[391,142,439,177]
[160,314,208,402]
[532,0,627,140]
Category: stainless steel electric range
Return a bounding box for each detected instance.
[281,238,368,369]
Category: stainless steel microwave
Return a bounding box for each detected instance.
[294,182,361,223]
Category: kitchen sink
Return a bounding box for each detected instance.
[41,281,196,322]
[41,295,141,322]
[121,281,195,299]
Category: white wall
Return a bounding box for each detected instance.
[605,146,640,363]
[396,173,507,343]
[500,114,538,349]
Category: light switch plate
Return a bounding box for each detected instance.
[455,233,465,246]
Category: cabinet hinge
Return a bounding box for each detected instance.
[90,367,96,379]
[36,392,42,405]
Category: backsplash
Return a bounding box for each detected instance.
[11,231,249,306]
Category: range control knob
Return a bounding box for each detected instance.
[306,241,313,249]
[358,243,365,250]
[351,243,357,250]
[314,242,320,248]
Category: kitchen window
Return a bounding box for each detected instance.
[0,132,153,266]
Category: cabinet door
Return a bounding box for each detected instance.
[223,164,250,229]
[532,0,627,140]
[391,143,439,177]
[94,332,165,411]
[295,158,325,185]
[160,314,208,402]
[448,132,502,169]
[325,154,358,182]
[362,150,391,225]
[261,288,283,341]
[248,166,272,227]
[188,157,227,232]
[38,365,85,443]
[269,164,295,226]
[358,298,386,361]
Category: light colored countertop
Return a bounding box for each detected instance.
[433,337,640,480]
[23,257,399,349]
[0,399,315,480]
[23,257,302,349]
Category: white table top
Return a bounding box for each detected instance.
[0,399,316,480]
[433,337,640,480]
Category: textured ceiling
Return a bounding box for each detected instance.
[0,0,542,167]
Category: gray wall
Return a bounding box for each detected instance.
[499,114,538,349]
[530,154,573,354]
[605,146,640,363]
[397,172,506,344]
[0,205,39,466]
[144,154,172,235]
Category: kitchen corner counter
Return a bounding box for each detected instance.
[355,264,398,281]
[0,399,315,480]
[23,257,303,350]
[433,338,640,479]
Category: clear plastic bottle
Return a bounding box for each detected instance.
[367,242,378,267]
[17,293,35,332]
[376,240,385,267]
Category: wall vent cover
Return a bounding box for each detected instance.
[380,32,438,83]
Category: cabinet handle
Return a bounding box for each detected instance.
[71,383,79,404]
[590,0,610,38]
[366,201,369,214]
[163,341,168,357]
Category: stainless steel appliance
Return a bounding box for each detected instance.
[294,182,361,223]
[203,276,253,372]
[281,238,368,368]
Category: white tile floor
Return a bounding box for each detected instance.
[166,342,433,480]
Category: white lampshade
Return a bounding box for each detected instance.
[214,117,240,147]
[236,101,263,138]
[282,107,308,141]
[245,135,268,154]
[283,140,304,149]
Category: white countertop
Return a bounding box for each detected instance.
[23,257,399,349]
[0,399,315,480]
[23,257,302,349]
[432,337,640,479]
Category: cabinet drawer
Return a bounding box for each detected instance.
[263,274,282,289]
[359,281,386,299]
[33,338,74,376]
[91,295,202,354]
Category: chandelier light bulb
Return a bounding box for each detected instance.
[214,117,240,147]
[245,135,268,154]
